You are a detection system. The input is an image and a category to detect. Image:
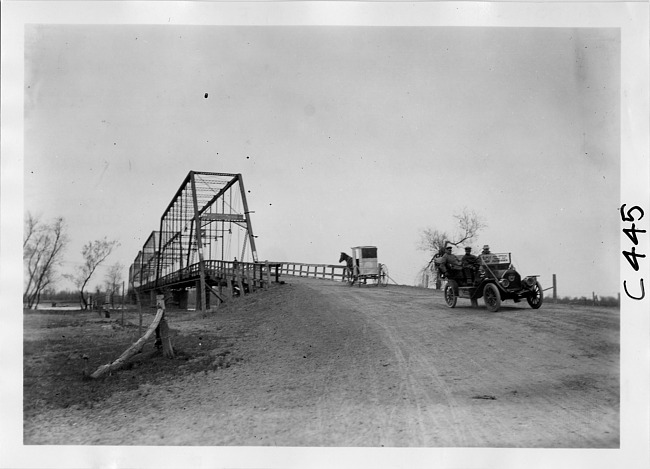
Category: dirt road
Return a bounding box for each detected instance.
[24,277,619,447]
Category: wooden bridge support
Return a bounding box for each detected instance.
[235,271,245,296]
[207,285,223,310]
[195,280,202,306]
[149,290,157,306]
[226,277,235,298]
[134,261,283,311]
[172,289,188,310]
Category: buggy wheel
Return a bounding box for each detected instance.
[527,280,544,309]
[444,281,458,308]
[483,283,501,312]
[378,264,389,286]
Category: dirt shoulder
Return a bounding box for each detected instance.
[23,277,619,447]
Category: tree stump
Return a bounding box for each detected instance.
[157,316,174,358]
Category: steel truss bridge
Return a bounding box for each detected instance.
[128,171,280,312]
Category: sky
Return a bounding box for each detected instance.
[21,25,622,298]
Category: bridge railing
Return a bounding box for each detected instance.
[137,259,345,291]
[279,262,347,282]
[137,260,282,292]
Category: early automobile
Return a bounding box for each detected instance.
[436,250,543,312]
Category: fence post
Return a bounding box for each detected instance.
[155,294,174,358]
[121,281,125,327]
[246,264,255,293]
[264,261,271,289]
[552,274,557,303]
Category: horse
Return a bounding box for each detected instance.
[339,252,356,283]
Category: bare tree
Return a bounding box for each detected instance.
[66,238,120,309]
[419,208,486,255]
[23,213,68,309]
[104,262,124,307]
[451,208,487,248]
[418,208,486,288]
[24,212,39,250]
[418,228,451,258]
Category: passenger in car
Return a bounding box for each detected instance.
[462,246,479,284]
[440,245,464,280]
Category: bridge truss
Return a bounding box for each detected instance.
[129,171,261,310]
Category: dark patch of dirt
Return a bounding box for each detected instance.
[23,309,240,416]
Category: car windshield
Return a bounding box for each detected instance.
[480,253,512,271]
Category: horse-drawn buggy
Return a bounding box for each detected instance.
[436,247,543,312]
[339,246,388,287]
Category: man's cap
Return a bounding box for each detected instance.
[465,247,472,251]
[483,245,490,249]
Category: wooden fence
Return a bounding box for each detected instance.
[279,262,347,282]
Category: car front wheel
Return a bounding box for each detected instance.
[483,283,501,312]
[527,280,544,309]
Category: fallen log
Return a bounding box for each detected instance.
[90,307,164,379]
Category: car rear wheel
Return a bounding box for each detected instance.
[527,280,544,309]
[444,281,458,308]
[483,283,501,312]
